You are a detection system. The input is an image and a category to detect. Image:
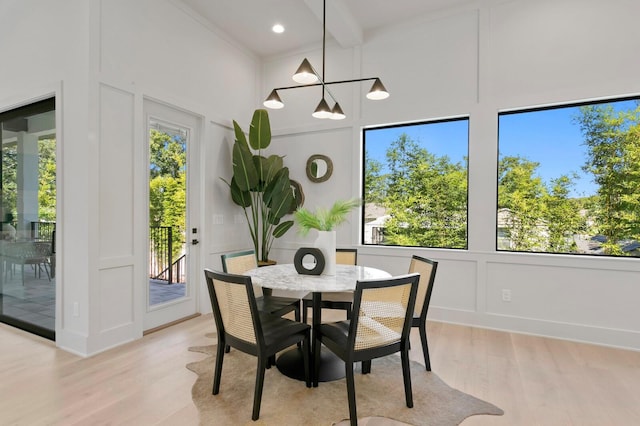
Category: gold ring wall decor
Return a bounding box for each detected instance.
[306,154,333,183]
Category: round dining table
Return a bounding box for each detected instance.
[246,263,391,386]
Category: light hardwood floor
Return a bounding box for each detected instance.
[1,315,639,425]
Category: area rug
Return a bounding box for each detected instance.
[187,344,503,425]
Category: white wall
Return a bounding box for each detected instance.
[91,0,262,354]
[1,0,259,355]
[263,0,640,350]
[0,0,93,354]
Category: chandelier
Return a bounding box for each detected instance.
[263,0,389,120]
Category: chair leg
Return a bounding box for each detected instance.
[213,341,225,395]
[362,360,371,374]
[43,262,51,281]
[345,362,358,426]
[302,330,311,388]
[252,356,268,421]
[303,302,309,324]
[294,303,301,322]
[419,323,431,371]
[400,349,414,408]
[224,345,231,353]
[313,332,321,387]
[295,304,303,349]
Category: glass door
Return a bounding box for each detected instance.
[143,100,199,331]
[0,97,56,340]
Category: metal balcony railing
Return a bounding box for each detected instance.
[149,226,186,284]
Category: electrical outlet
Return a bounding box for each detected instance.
[501,289,512,302]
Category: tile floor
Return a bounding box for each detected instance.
[1,269,186,333]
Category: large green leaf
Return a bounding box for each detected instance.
[232,131,258,192]
[233,120,247,147]
[249,109,271,151]
[263,168,289,205]
[262,155,284,185]
[273,220,294,238]
[253,155,268,190]
[265,168,294,223]
[229,177,252,208]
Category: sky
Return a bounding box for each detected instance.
[364,98,638,198]
[364,118,469,166]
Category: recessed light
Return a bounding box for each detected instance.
[272,24,284,34]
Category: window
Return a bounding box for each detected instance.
[0,96,57,340]
[498,97,640,257]
[362,118,469,249]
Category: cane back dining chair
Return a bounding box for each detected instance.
[301,248,357,323]
[221,250,301,321]
[204,269,311,421]
[314,273,420,425]
[408,255,438,371]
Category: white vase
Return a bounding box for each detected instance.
[314,230,336,275]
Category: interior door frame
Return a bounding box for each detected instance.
[142,98,201,331]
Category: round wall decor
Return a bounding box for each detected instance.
[306,154,333,183]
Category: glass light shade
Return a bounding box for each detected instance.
[330,103,346,120]
[312,98,332,119]
[292,58,319,84]
[263,90,284,109]
[366,78,390,100]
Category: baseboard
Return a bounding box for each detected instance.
[429,306,640,352]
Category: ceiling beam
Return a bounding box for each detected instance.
[303,0,363,48]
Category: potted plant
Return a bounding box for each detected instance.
[293,198,361,275]
[221,109,294,264]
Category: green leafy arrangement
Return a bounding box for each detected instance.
[294,198,361,236]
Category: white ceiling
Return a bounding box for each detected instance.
[177,0,474,57]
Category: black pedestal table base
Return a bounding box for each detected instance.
[276,346,345,384]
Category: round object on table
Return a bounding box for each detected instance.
[293,247,325,275]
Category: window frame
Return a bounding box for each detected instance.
[361,116,470,250]
[496,95,640,258]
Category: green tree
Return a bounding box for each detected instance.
[38,138,57,221]
[576,103,640,254]
[2,139,57,222]
[498,156,585,253]
[149,129,187,259]
[542,175,584,252]
[498,156,547,250]
[364,152,386,204]
[383,134,467,248]
[1,144,17,219]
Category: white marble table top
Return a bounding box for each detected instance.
[245,264,391,293]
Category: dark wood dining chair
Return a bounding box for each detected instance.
[222,250,301,321]
[222,250,302,359]
[408,255,438,371]
[314,273,420,425]
[204,269,311,421]
[301,248,357,323]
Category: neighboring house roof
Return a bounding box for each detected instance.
[364,203,388,221]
